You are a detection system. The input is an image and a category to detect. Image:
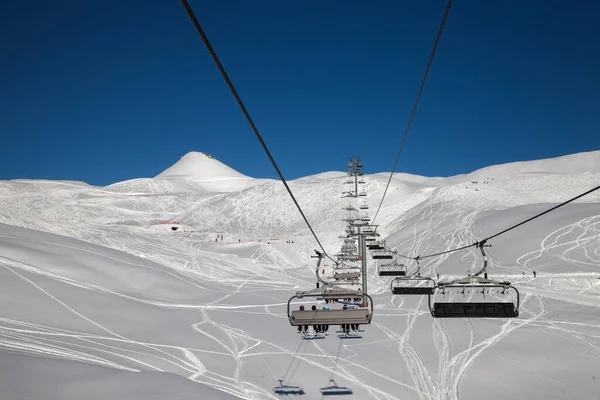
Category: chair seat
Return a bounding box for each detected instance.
[392,287,434,295]
[432,302,518,318]
[378,269,406,276]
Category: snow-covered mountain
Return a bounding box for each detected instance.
[0,150,599,400]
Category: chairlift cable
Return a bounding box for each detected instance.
[416,242,475,260]
[372,0,453,224]
[382,241,412,260]
[180,0,335,262]
[484,183,600,242]
[410,183,600,260]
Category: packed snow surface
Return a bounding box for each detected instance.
[1,150,599,399]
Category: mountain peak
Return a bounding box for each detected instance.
[156,152,250,180]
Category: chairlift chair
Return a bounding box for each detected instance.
[287,291,374,327]
[334,263,361,271]
[390,259,435,294]
[320,380,353,396]
[334,271,361,280]
[391,276,435,295]
[273,380,305,396]
[289,250,372,327]
[368,242,384,250]
[377,263,407,276]
[372,251,394,259]
[429,243,520,318]
[360,203,369,210]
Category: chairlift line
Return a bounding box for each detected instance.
[372,0,454,225]
[394,183,600,263]
[179,0,336,264]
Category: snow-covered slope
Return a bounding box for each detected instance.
[0,150,599,400]
[443,150,600,183]
[158,151,248,179]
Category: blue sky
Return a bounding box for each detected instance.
[1,0,599,186]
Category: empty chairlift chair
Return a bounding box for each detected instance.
[377,262,407,276]
[273,380,305,396]
[390,260,435,295]
[428,243,520,318]
[368,242,384,250]
[372,250,394,260]
[337,253,358,261]
[391,276,435,295]
[361,226,375,234]
[334,271,361,280]
[320,380,353,396]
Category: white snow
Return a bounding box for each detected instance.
[152,151,275,193]
[157,152,249,180]
[1,149,599,399]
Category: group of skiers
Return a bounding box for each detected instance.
[296,304,360,336]
[296,305,331,335]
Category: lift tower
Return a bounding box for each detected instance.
[340,157,374,307]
